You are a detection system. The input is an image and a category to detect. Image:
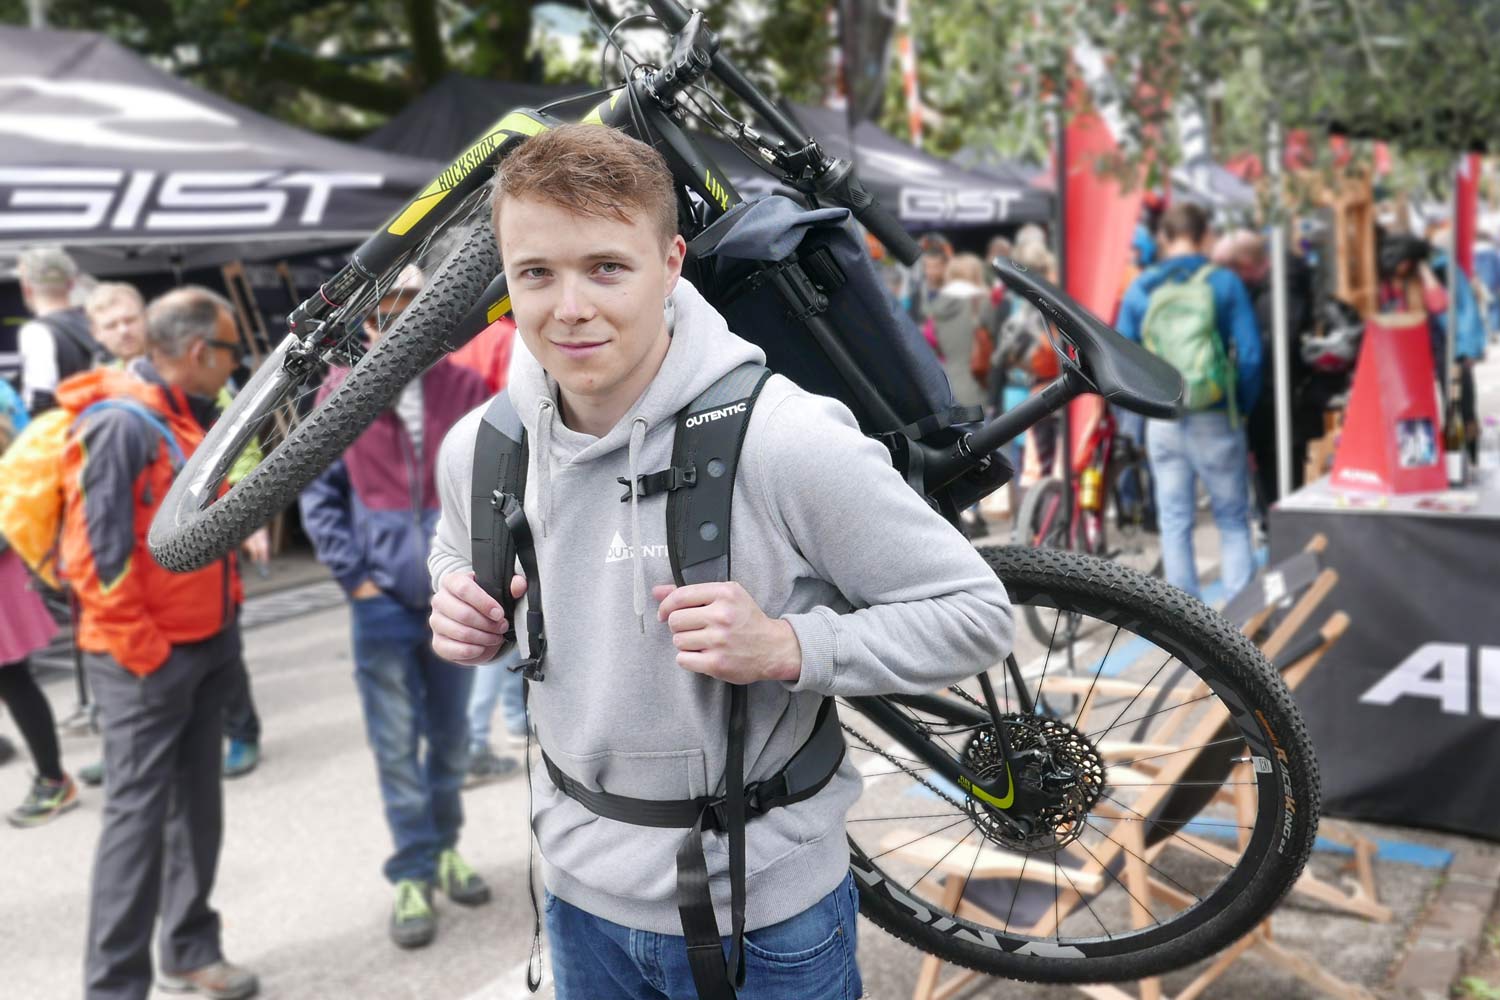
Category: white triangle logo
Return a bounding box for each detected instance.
[605,530,632,564]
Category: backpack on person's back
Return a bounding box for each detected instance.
[1141,264,1236,420]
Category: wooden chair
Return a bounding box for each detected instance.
[899,536,1384,1000]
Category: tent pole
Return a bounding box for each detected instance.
[1268,117,1293,500]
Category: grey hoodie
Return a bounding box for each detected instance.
[429,277,1012,934]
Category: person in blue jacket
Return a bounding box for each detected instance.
[1117,202,1262,601]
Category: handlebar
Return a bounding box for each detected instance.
[643,0,919,266]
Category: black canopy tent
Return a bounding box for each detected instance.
[0,26,440,276]
[361,75,1054,230]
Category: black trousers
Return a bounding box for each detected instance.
[0,658,63,781]
[84,625,240,1000]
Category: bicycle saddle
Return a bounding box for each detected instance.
[991,257,1184,419]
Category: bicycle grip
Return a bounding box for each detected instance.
[829,168,919,266]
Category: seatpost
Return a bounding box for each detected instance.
[925,367,1091,492]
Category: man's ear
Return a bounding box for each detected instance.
[663,233,687,298]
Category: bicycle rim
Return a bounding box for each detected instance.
[846,545,1317,983]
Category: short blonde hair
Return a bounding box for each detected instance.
[944,253,987,286]
[85,281,144,317]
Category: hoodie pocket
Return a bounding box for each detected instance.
[545,744,710,802]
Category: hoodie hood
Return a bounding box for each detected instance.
[928,280,987,322]
[507,277,765,623]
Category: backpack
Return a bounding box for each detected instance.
[1141,264,1236,418]
[470,364,845,1000]
[33,309,111,380]
[0,399,184,589]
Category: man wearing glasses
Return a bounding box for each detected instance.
[64,287,259,999]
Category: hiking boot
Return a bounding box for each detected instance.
[78,760,105,787]
[437,849,491,906]
[464,747,519,788]
[390,879,436,948]
[7,774,79,828]
[157,959,259,999]
[223,740,260,779]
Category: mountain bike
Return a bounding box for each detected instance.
[1014,400,1162,645]
[147,0,1317,985]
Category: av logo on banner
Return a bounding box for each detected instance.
[0,169,384,234]
[0,76,243,153]
[1360,642,1500,717]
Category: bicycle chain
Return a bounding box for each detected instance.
[840,718,971,815]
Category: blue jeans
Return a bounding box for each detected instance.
[546,872,863,1000]
[466,645,525,751]
[1146,411,1255,601]
[349,594,475,884]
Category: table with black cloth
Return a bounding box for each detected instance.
[1269,475,1500,840]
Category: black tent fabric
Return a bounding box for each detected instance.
[361,75,1054,229]
[0,27,441,273]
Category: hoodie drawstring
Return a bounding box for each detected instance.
[628,416,649,633]
[535,399,555,538]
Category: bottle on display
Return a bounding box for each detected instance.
[1444,396,1468,488]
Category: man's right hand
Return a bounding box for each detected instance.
[430,571,527,666]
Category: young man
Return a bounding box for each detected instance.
[67,288,257,1000]
[1117,203,1262,600]
[17,246,107,415]
[299,266,497,949]
[428,124,1013,999]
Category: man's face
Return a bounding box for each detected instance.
[922,253,947,288]
[363,283,419,343]
[186,309,242,398]
[90,299,147,360]
[499,196,684,416]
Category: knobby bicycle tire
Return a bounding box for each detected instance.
[1012,476,1071,645]
[150,217,500,573]
[850,544,1319,984]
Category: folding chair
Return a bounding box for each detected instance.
[897,535,1384,1000]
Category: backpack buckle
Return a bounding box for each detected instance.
[617,465,698,502]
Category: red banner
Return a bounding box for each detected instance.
[1456,152,1480,278]
[1061,110,1143,470]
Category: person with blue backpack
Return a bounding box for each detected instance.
[1117,202,1263,601]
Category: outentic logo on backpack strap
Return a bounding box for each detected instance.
[605,530,667,564]
[684,400,747,429]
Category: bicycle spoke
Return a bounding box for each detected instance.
[1094,654,1175,739]
[1096,792,1238,870]
[871,817,974,862]
[1086,691,1220,741]
[1110,736,1244,770]
[905,827,977,897]
[1084,818,1205,905]
[1072,625,1121,729]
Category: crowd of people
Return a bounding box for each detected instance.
[0,246,534,999]
[893,197,1489,604]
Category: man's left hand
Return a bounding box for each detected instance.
[654,582,802,685]
[241,527,270,566]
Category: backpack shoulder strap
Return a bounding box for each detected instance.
[470,390,530,623]
[666,363,773,587]
[1191,263,1217,285]
[76,399,186,471]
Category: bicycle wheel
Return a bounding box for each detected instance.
[149,196,500,573]
[844,544,1318,984]
[1012,477,1104,647]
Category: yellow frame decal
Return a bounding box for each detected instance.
[958,766,1015,810]
[485,295,513,324]
[386,112,551,236]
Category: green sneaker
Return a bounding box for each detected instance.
[389,879,435,949]
[8,774,80,828]
[436,849,491,906]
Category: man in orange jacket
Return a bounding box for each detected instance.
[63,287,258,1000]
